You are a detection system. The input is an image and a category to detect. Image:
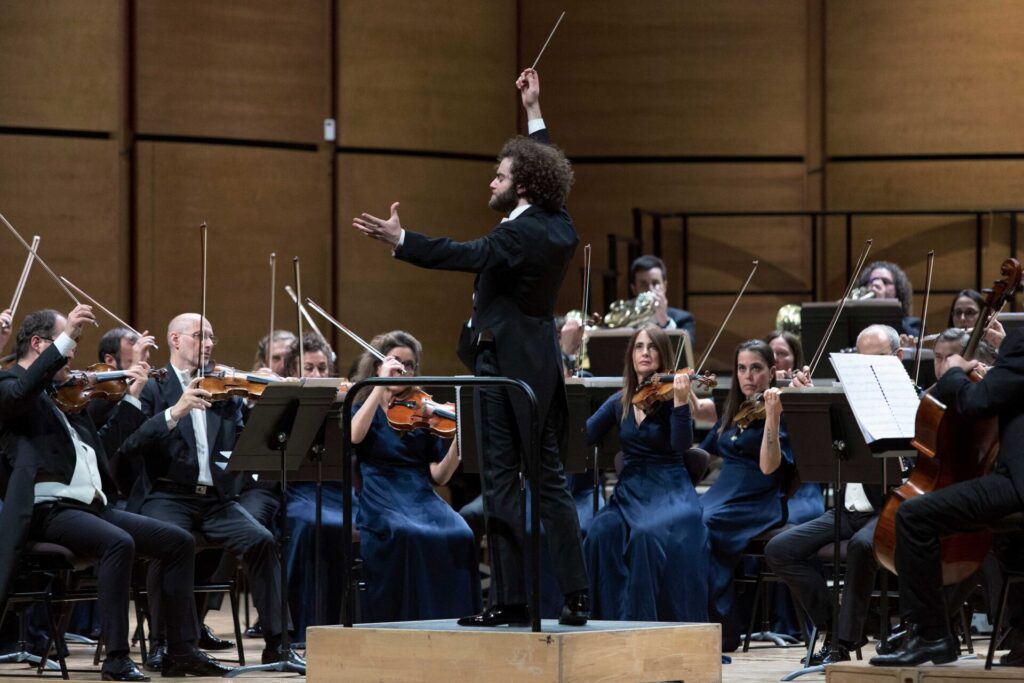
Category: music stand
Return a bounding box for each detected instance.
[801,301,905,376]
[565,377,623,513]
[779,387,910,681]
[223,383,337,677]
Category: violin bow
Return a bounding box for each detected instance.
[0,211,97,325]
[285,284,327,339]
[913,251,935,387]
[303,297,390,365]
[577,243,591,378]
[198,222,208,379]
[4,235,40,331]
[528,10,566,71]
[267,253,276,370]
[693,260,759,376]
[60,276,158,350]
[293,257,305,380]
[807,239,874,376]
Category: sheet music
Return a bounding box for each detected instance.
[829,353,919,442]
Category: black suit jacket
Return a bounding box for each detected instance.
[934,326,1024,499]
[0,343,144,610]
[396,128,576,445]
[116,364,246,508]
[665,306,697,346]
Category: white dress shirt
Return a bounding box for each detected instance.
[164,366,213,485]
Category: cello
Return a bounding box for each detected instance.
[873,257,1023,585]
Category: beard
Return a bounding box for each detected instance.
[489,185,518,214]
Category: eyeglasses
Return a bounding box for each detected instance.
[400,360,418,372]
[188,332,218,346]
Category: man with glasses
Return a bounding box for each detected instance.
[0,306,227,680]
[116,313,302,672]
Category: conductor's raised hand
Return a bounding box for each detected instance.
[353,202,403,248]
[170,376,212,421]
[516,68,541,114]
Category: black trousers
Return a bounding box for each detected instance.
[30,502,197,656]
[141,492,287,641]
[765,508,877,644]
[896,471,1024,629]
[474,347,588,605]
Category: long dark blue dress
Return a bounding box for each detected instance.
[354,404,481,623]
[701,415,793,650]
[583,393,709,622]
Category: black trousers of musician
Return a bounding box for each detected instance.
[141,492,289,643]
[765,508,878,645]
[30,501,198,656]
[896,470,1024,631]
[474,347,588,606]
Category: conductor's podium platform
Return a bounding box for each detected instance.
[827,659,1023,683]
[307,619,721,683]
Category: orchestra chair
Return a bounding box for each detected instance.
[984,512,1024,670]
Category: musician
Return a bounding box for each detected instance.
[352,68,590,627]
[583,325,708,622]
[629,254,697,343]
[947,289,1005,350]
[252,330,296,377]
[766,324,905,664]
[350,330,480,622]
[871,326,1024,667]
[765,330,802,381]
[115,313,302,669]
[88,327,157,433]
[856,261,920,337]
[0,308,14,353]
[0,306,226,680]
[932,328,969,381]
[700,339,792,652]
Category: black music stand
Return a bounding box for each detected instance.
[223,383,337,677]
[565,379,621,513]
[801,301,905,377]
[780,387,910,681]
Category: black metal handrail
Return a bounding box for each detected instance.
[340,375,544,632]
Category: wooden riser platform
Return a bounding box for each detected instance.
[307,619,722,683]
[827,658,1024,683]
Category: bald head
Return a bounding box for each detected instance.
[856,324,902,359]
[167,313,214,370]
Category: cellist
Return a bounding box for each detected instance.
[871,326,1024,667]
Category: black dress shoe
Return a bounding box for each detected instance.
[802,634,832,666]
[261,646,306,669]
[821,642,851,665]
[875,629,907,655]
[160,648,234,677]
[102,656,150,682]
[198,625,234,651]
[869,632,957,667]
[143,645,166,673]
[245,621,262,638]
[457,604,530,627]
[559,592,590,626]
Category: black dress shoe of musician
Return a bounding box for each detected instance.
[869,632,957,667]
[261,646,306,670]
[875,629,907,655]
[821,642,852,665]
[457,604,530,627]
[559,591,590,626]
[160,648,234,677]
[198,624,234,651]
[802,633,832,666]
[143,645,166,673]
[102,656,150,682]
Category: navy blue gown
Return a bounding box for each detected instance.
[701,414,793,649]
[354,404,481,623]
[584,394,709,622]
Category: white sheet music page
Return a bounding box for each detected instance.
[829,353,920,442]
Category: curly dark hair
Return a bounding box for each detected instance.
[857,260,914,317]
[498,136,574,212]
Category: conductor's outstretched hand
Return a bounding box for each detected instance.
[353,202,403,248]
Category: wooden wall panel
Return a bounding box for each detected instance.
[687,295,793,373]
[827,0,1024,156]
[337,0,517,154]
[0,135,123,359]
[0,0,123,131]
[135,143,331,369]
[519,0,807,156]
[336,154,501,376]
[135,0,329,143]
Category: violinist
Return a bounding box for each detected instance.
[88,326,158,430]
[766,324,905,665]
[583,325,709,622]
[0,306,222,681]
[630,255,697,343]
[947,288,1005,351]
[349,330,481,623]
[871,328,1024,667]
[700,339,791,652]
[115,313,301,671]
[765,330,803,381]
[252,329,296,377]
[0,308,13,352]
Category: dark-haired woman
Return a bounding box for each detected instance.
[350,331,481,622]
[947,288,1004,350]
[583,325,709,622]
[701,339,793,651]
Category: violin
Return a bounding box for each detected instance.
[198,364,281,401]
[387,388,457,439]
[52,363,168,413]
[732,393,766,430]
[630,369,717,412]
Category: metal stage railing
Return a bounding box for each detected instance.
[340,376,544,632]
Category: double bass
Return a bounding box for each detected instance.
[873,257,1023,584]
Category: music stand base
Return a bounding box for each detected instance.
[224,660,306,677]
[782,663,825,680]
[0,651,60,670]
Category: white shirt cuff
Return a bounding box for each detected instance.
[392,229,406,257]
[164,407,178,431]
[527,118,546,134]
[54,332,76,356]
[122,394,142,410]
